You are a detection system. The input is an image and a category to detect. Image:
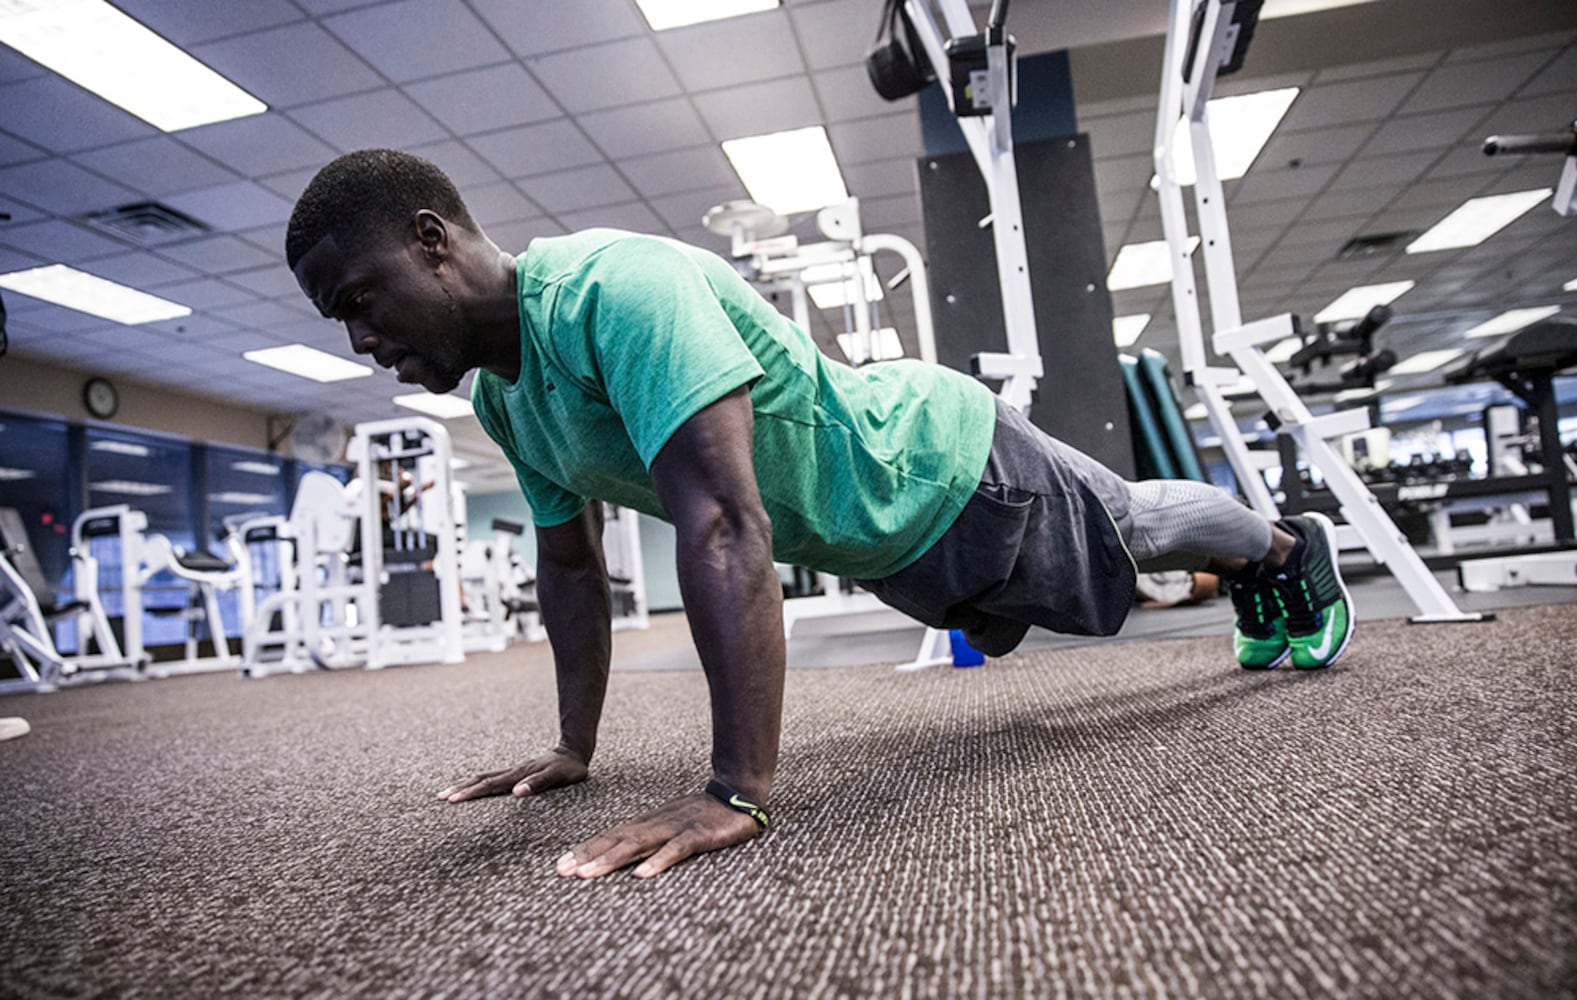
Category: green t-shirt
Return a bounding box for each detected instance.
[471,229,996,579]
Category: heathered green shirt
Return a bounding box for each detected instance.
[471,229,996,580]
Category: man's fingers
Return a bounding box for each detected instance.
[631,832,705,879]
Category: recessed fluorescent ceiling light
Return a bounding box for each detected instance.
[722,126,848,216]
[90,440,149,457]
[0,467,37,481]
[210,491,277,505]
[835,328,905,364]
[393,393,474,420]
[0,0,266,131]
[1182,402,1208,420]
[1464,305,1560,338]
[1166,87,1300,186]
[1333,379,1392,402]
[1261,0,1385,17]
[1389,348,1464,375]
[231,460,280,476]
[1313,281,1415,323]
[1565,278,1577,292]
[0,264,190,323]
[634,0,778,30]
[243,344,373,383]
[803,262,884,310]
[90,480,171,497]
[1106,237,1200,290]
[1112,313,1151,347]
[1405,188,1552,254]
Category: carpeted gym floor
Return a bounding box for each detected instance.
[1,602,1573,998]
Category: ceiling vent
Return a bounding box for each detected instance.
[1336,231,1415,260]
[82,201,209,246]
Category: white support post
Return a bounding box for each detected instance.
[1158,0,1481,624]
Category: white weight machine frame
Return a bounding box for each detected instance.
[1153,0,1481,623]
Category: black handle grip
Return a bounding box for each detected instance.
[1483,127,1577,157]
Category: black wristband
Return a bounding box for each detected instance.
[705,779,770,830]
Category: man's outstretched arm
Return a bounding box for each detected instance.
[437,503,611,802]
[557,386,785,880]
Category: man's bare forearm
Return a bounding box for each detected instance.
[536,513,613,764]
[673,503,785,803]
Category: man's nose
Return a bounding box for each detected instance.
[346,322,378,354]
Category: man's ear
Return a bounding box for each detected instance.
[412,209,450,263]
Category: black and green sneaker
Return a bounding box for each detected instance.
[1228,574,1289,670]
[1269,512,1354,670]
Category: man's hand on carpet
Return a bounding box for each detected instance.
[555,793,761,880]
[437,747,588,802]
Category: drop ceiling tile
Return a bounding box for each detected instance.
[111,0,304,46]
[843,158,917,201]
[0,159,141,216]
[0,192,46,226]
[620,147,738,199]
[1300,186,1395,223]
[468,119,604,179]
[486,217,569,252]
[1518,44,1577,96]
[694,77,822,142]
[1407,50,1553,112]
[1478,91,1577,136]
[212,299,314,329]
[287,90,449,153]
[7,303,104,334]
[1388,174,1493,213]
[163,182,295,233]
[555,201,666,235]
[143,277,258,310]
[1090,152,1155,195]
[828,113,922,167]
[77,253,199,290]
[1327,150,1441,192]
[576,99,712,160]
[1362,105,1496,158]
[1231,163,1339,205]
[0,247,45,274]
[257,166,320,204]
[69,137,239,199]
[470,0,647,57]
[814,64,917,124]
[194,23,386,110]
[157,235,278,274]
[0,130,46,168]
[528,38,683,115]
[0,219,130,262]
[462,183,543,227]
[1279,74,1423,133]
[407,140,501,188]
[0,77,157,154]
[176,113,337,179]
[655,10,805,92]
[322,0,511,83]
[1255,123,1379,172]
[648,185,750,231]
[404,65,561,137]
[224,264,304,300]
[517,165,637,213]
[0,43,46,85]
[790,0,878,71]
[1424,141,1513,180]
[235,224,290,259]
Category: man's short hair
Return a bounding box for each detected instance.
[286,149,477,270]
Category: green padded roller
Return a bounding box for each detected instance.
[1138,349,1206,482]
[1120,354,1177,480]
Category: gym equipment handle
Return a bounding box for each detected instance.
[1482,126,1577,157]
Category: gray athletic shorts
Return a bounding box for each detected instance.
[856,399,1137,655]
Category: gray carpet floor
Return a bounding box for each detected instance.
[1,602,1573,998]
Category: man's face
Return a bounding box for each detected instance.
[292,231,472,394]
